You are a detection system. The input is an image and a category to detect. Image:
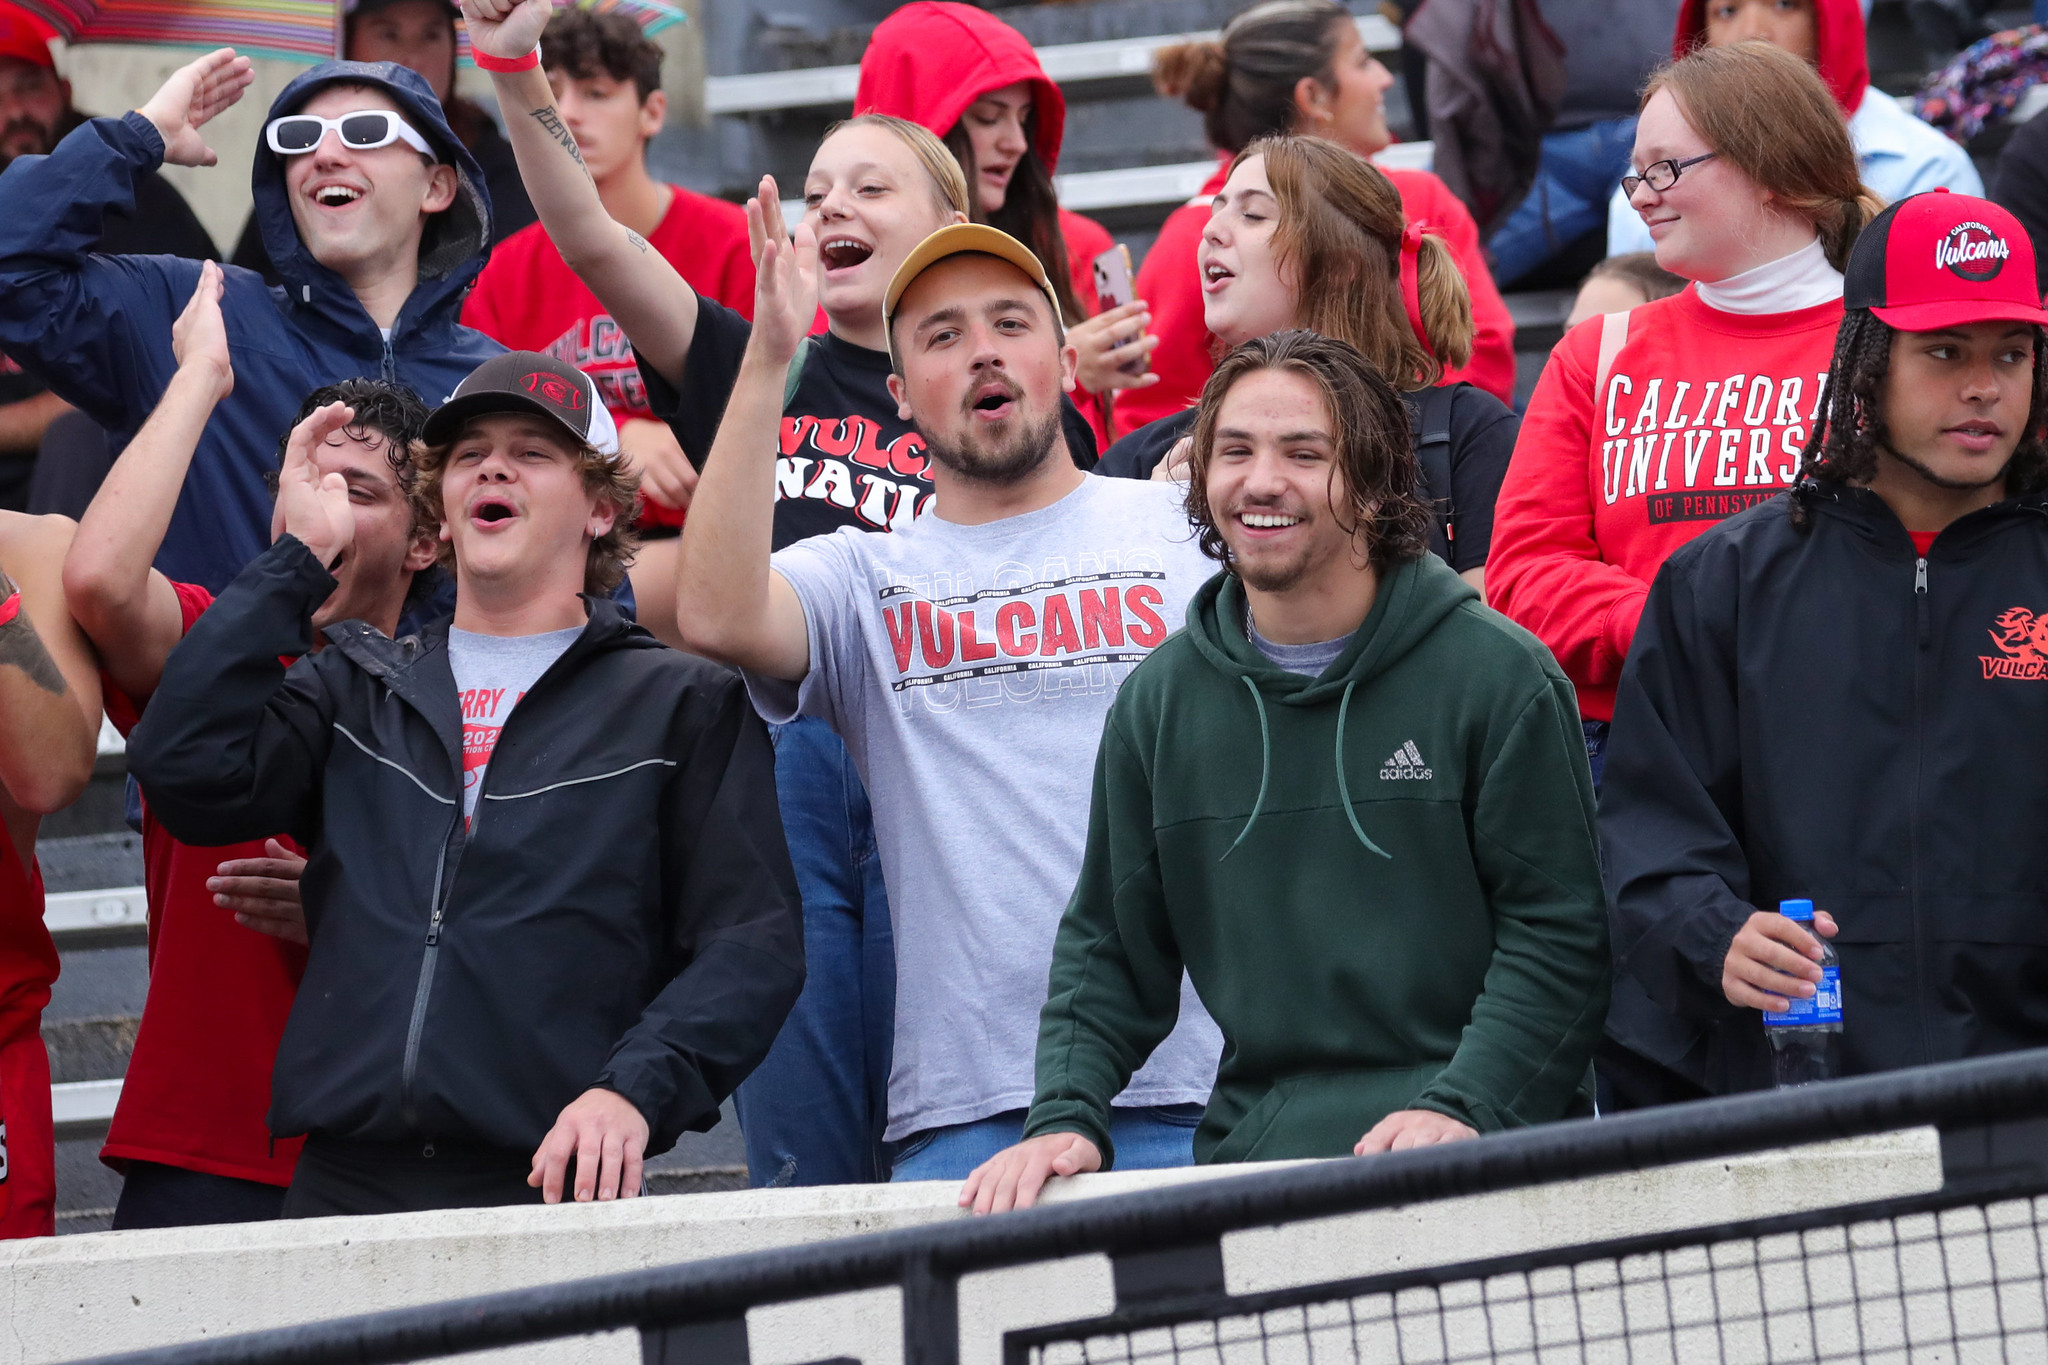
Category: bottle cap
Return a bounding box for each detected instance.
[1780,898,1816,921]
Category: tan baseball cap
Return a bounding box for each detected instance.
[882,223,1066,367]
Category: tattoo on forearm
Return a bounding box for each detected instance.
[0,607,68,697]
[528,106,592,182]
[626,230,649,254]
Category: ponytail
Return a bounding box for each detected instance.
[1153,39,1229,114]
[1153,0,1351,154]
[1818,188,1887,274]
[1410,233,1473,380]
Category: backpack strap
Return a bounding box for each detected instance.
[1413,382,1460,561]
[782,336,815,409]
[1594,308,1631,405]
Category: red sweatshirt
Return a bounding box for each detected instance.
[855,1,1120,445]
[1487,288,1843,720]
[462,187,756,528]
[0,823,55,1238]
[1115,157,1518,436]
[101,581,306,1187]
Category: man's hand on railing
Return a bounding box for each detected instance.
[959,1131,1102,1215]
[530,1087,649,1203]
[1354,1109,1477,1156]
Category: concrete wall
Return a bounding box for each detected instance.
[10,1130,1942,1365]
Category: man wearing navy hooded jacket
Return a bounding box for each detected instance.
[0,47,503,592]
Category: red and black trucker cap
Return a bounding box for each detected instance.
[1844,189,2048,332]
[423,352,621,461]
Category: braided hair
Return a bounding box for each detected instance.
[1789,310,2048,527]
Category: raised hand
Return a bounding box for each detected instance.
[171,262,233,403]
[276,402,357,570]
[136,48,253,168]
[745,176,819,367]
[458,0,551,60]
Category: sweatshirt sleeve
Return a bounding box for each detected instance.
[593,672,805,1153]
[125,537,341,849]
[1486,326,1655,693]
[1024,715,1186,1167]
[0,114,197,428]
[1410,667,1609,1132]
[1599,545,1756,1024]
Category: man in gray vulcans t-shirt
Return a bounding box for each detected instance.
[674,222,1224,1181]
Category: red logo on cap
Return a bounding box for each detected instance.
[522,370,585,411]
[1936,222,2010,283]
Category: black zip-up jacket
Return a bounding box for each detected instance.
[126,538,804,1154]
[1602,483,2048,1094]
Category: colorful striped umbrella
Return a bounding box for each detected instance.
[8,0,685,66]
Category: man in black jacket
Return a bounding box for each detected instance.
[1602,190,2048,1096]
[129,351,803,1215]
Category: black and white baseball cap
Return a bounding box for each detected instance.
[422,352,622,461]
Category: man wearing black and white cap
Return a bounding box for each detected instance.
[129,351,803,1216]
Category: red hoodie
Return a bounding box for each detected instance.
[1487,289,1843,721]
[855,1,1118,443]
[0,823,55,1238]
[1115,156,1518,437]
[1670,0,1869,117]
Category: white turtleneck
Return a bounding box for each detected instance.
[1695,237,1844,315]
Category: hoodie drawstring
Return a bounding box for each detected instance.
[1335,681,1391,860]
[1223,676,1271,859]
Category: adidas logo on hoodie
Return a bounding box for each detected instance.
[1380,741,1433,781]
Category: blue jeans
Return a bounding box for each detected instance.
[733,716,896,1186]
[1488,118,1639,287]
[889,1105,1205,1183]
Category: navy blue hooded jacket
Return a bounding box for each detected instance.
[0,61,504,591]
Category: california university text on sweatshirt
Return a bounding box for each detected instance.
[1024,559,1610,1164]
[1487,288,1843,720]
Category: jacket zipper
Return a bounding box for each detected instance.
[399,804,459,1125]
[1909,555,1932,1064]
[380,332,396,383]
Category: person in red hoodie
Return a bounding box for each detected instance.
[1115,0,1515,439]
[0,509,100,1238]
[463,5,755,633]
[1485,41,1878,1109]
[855,2,1128,449]
[62,264,439,1227]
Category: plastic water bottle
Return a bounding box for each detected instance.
[1765,898,1842,1087]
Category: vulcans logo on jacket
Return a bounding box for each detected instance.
[1984,606,2048,679]
[1600,369,1830,523]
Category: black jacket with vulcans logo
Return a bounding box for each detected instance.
[128,537,804,1155]
[1601,482,2048,1094]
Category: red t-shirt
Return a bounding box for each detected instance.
[100,580,306,1186]
[462,185,758,529]
[1909,530,1938,556]
[1114,158,1519,437]
[1487,288,1844,721]
[0,820,56,1237]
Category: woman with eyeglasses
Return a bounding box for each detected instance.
[1486,41,1879,1113]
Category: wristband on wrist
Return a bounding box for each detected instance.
[0,590,20,628]
[474,43,541,73]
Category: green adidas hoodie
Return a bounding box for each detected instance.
[1024,555,1609,1165]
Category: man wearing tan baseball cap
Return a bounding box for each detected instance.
[675,208,1225,1182]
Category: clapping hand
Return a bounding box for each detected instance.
[171,262,233,403]
[137,48,253,168]
[274,402,357,571]
[744,176,820,368]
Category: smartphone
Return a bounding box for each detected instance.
[1091,244,1149,376]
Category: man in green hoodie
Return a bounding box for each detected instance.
[962,330,1610,1213]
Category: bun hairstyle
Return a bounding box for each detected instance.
[1250,134,1474,389]
[1645,41,1883,273]
[1153,0,1352,154]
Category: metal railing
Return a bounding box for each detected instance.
[70,1048,2048,1365]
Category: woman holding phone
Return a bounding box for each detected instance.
[1100,135,1516,594]
[857,1,1154,444]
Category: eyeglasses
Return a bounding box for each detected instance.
[265,110,433,157]
[1620,152,1717,198]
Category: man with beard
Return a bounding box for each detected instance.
[1601,191,2048,1095]
[675,219,1224,1182]
[963,329,1609,1212]
[0,6,213,511]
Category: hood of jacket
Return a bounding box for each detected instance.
[855,1,1067,172]
[253,60,492,333]
[1672,0,1868,116]
[1182,555,1478,859]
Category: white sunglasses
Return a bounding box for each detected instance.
[265,110,434,157]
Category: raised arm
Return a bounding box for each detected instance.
[0,514,101,817]
[64,264,232,706]
[671,186,814,681]
[459,0,699,384]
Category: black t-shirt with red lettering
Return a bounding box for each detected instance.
[644,293,1095,551]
